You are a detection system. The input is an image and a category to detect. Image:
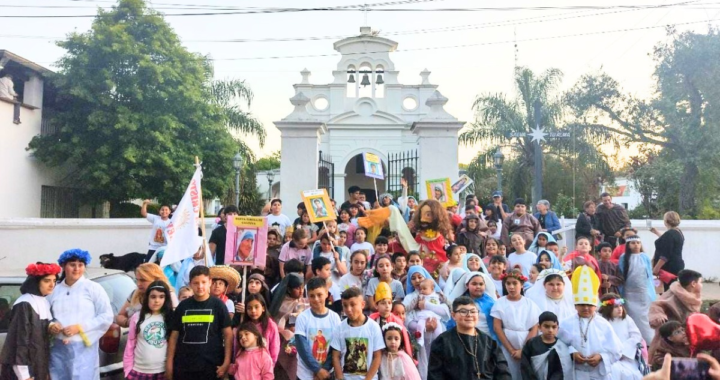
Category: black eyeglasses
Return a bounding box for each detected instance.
[454,309,479,316]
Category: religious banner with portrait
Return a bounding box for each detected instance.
[451,174,473,194]
[362,152,384,180]
[425,178,454,208]
[225,215,268,267]
[301,189,336,223]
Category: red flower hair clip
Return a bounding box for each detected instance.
[500,271,528,283]
[26,263,62,277]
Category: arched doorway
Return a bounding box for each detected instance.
[344,153,386,205]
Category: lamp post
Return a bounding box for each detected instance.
[267,171,275,201]
[493,150,504,193]
[233,152,242,206]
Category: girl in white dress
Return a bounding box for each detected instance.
[490,269,541,379]
[598,293,646,380]
[525,269,576,322]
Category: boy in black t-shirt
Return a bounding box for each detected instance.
[520,311,572,380]
[166,265,233,380]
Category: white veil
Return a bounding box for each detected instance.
[447,271,497,304]
[526,269,574,319]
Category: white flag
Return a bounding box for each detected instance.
[161,167,202,267]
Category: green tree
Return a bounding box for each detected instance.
[27,0,260,208]
[255,151,281,171]
[566,28,720,216]
[461,67,612,201]
[210,78,265,156]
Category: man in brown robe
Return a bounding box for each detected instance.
[501,198,541,249]
[596,192,631,246]
[647,269,703,361]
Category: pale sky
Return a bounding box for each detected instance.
[2,0,718,164]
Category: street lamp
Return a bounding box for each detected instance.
[233,152,243,206]
[267,170,275,201]
[493,150,505,193]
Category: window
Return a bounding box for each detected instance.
[94,274,136,315]
[0,283,21,332]
[41,185,80,218]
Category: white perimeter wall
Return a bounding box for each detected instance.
[0,218,718,279]
[0,218,214,269]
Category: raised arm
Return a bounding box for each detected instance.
[141,199,151,218]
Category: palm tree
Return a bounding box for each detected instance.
[460,67,564,198]
[209,78,265,158]
[461,67,612,201]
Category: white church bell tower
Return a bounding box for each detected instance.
[274,26,464,209]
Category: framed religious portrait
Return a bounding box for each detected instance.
[362,152,384,180]
[425,178,454,208]
[451,174,474,194]
[225,216,268,267]
[301,189,336,223]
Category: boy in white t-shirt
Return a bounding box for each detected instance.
[312,256,343,314]
[295,277,341,380]
[330,287,385,380]
[141,199,171,256]
[266,198,293,236]
[331,287,385,380]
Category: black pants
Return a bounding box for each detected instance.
[174,367,219,380]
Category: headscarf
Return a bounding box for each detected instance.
[405,266,440,294]
[443,267,467,296]
[462,253,489,274]
[269,273,303,316]
[379,193,399,208]
[536,249,562,270]
[525,269,574,312]
[447,271,497,303]
[528,232,556,253]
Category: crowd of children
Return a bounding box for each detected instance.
[5,191,720,380]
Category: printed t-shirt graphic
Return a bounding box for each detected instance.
[143,321,167,348]
[343,337,369,374]
[311,328,329,364]
[181,308,214,344]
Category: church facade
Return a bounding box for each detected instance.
[272,26,464,209]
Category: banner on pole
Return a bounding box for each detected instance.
[160,167,203,267]
[301,189,336,223]
[451,174,474,194]
[425,178,454,208]
[225,216,268,267]
[363,152,384,180]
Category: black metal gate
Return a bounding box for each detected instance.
[318,151,335,198]
[387,150,419,198]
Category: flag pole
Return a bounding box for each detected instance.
[195,156,210,267]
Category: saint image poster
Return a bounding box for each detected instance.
[225,216,268,267]
[301,189,336,223]
[425,178,454,208]
[451,174,474,194]
[362,152,384,180]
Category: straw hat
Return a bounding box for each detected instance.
[209,265,241,294]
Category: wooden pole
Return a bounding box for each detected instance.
[373,178,379,208]
[241,266,247,304]
[195,156,211,267]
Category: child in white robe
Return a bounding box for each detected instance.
[491,269,541,380]
[598,293,646,379]
[617,235,656,345]
[558,265,623,380]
